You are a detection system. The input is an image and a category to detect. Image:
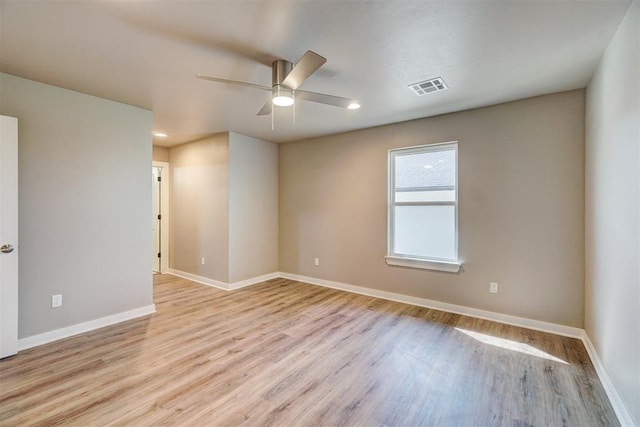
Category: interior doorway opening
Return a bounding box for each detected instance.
[152,161,169,273]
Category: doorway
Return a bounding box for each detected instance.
[152,161,169,273]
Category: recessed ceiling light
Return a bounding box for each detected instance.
[424,164,433,169]
[153,132,167,138]
[347,102,361,110]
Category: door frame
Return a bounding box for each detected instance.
[153,161,170,273]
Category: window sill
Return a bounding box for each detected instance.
[385,256,461,273]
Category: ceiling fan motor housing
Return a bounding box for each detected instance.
[271,60,295,106]
[272,60,294,87]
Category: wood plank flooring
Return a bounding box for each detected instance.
[0,274,618,426]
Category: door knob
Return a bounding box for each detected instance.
[1,244,14,254]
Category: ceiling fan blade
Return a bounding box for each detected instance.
[281,51,326,90]
[296,90,359,109]
[257,99,272,116]
[196,74,271,91]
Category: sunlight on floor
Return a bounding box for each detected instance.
[455,328,568,364]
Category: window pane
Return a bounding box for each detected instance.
[394,205,456,260]
[395,189,455,203]
[394,149,455,202]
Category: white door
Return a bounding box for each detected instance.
[152,166,161,273]
[0,116,18,359]
[152,161,169,273]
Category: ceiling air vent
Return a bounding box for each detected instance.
[408,77,448,96]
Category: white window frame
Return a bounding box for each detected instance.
[385,141,461,273]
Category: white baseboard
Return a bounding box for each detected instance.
[580,332,635,427]
[278,271,634,426]
[167,269,279,291]
[229,272,280,290]
[167,269,229,290]
[278,272,583,338]
[17,304,156,352]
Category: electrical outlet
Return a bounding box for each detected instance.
[490,282,498,294]
[201,257,205,266]
[52,294,62,308]
[314,258,320,266]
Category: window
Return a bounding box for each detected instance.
[386,141,461,272]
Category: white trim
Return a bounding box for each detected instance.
[167,269,279,291]
[278,272,583,338]
[229,272,280,290]
[580,332,635,427]
[385,256,461,273]
[167,269,230,290]
[17,304,156,351]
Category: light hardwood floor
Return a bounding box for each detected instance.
[0,274,618,426]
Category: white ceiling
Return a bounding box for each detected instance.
[0,0,631,146]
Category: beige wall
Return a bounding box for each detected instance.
[585,1,640,423]
[280,90,585,327]
[169,134,230,282]
[168,132,279,284]
[0,73,153,338]
[153,146,169,162]
[228,132,278,282]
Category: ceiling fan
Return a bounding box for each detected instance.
[196,51,361,116]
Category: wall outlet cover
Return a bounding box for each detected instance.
[52,294,62,308]
[490,282,498,294]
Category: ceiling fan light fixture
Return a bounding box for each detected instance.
[272,85,294,107]
[273,95,294,107]
[198,51,354,116]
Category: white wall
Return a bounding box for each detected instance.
[585,1,640,424]
[228,132,279,283]
[0,73,153,338]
